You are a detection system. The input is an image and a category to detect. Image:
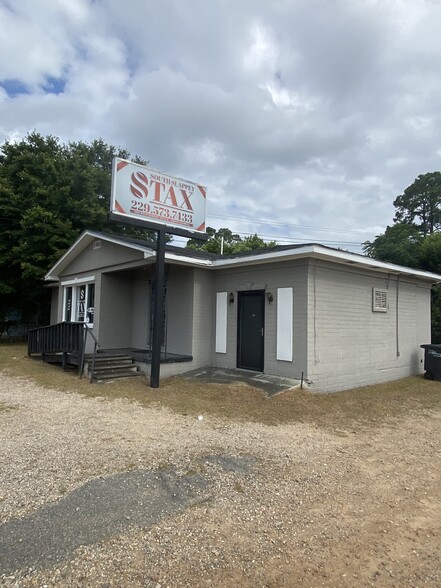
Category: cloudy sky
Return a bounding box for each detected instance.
[1,0,441,251]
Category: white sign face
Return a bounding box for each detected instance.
[110,158,207,233]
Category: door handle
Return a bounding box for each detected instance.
[261,327,264,336]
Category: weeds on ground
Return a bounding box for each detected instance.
[1,344,441,431]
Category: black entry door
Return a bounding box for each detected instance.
[237,290,265,371]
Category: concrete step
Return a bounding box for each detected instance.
[93,355,134,364]
[93,367,140,377]
[92,360,136,369]
[93,369,143,381]
[87,354,142,381]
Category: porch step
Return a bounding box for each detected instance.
[93,357,135,367]
[87,354,143,381]
[93,368,142,381]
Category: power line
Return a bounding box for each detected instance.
[239,232,364,246]
[207,213,378,237]
[172,229,365,248]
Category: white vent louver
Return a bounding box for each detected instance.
[373,288,388,312]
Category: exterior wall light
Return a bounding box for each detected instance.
[229,292,235,305]
[266,292,274,304]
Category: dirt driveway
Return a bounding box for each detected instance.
[0,364,440,587]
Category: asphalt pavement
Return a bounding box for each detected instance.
[0,455,255,575]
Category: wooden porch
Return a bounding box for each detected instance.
[95,348,193,364]
[27,323,192,381]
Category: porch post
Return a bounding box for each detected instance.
[150,229,167,388]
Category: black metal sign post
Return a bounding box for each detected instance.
[150,229,166,388]
[108,212,207,388]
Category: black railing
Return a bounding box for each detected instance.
[82,324,100,382]
[28,322,85,355]
[28,322,100,379]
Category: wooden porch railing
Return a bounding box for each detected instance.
[27,322,88,376]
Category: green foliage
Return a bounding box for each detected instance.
[419,233,441,343]
[393,172,441,236]
[186,226,277,255]
[418,232,441,273]
[234,233,278,252]
[362,223,423,268]
[364,173,441,342]
[0,132,154,325]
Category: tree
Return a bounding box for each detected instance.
[186,227,277,255]
[364,173,441,342]
[0,132,153,328]
[393,172,441,236]
[234,233,278,252]
[362,223,423,268]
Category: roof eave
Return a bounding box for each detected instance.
[212,244,441,282]
[44,230,157,281]
[45,235,441,285]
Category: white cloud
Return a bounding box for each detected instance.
[243,21,278,74]
[1,0,441,251]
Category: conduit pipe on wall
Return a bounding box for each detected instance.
[396,274,401,357]
[313,261,318,364]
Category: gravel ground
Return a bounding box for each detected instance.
[0,372,440,587]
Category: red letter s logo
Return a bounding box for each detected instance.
[130,172,149,199]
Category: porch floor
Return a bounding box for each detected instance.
[90,348,193,365]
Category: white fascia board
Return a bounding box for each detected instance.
[313,246,441,282]
[84,231,154,257]
[45,232,93,281]
[212,245,316,268]
[164,252,212,267]
[212,244,441,283]
[45,230,155,281]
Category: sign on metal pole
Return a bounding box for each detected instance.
[111,158,207,234]
[109,158,207,389]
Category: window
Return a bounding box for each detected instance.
[372,288,387,312]
[63,283,95,325]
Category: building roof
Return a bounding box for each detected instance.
[45,230,441,283]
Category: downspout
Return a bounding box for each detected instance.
[313,261,318,364]
[396,274,401,357]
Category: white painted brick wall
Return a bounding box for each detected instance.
[211,260,309,379]
[306,261,431,392]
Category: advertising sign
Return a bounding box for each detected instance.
[110,158,206,233]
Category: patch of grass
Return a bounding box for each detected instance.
[155,374,441,430]
[1,343,441,430]
[0,344,106,394]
